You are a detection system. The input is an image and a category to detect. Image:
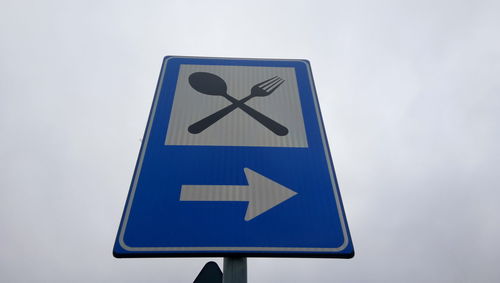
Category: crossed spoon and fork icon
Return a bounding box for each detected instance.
[188,72,289,136]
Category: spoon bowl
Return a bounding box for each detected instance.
[188,72,227,96]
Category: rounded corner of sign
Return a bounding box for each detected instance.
[346,248,355,259]
[338,236,354,258]
[113,239,130,258]
[163,56,176,63]
[112,248,125,258]
[117,234,134,252]
[300,58,311,64]
[163,55,188,65]
[296,59,312,68]
[339,245,355,259]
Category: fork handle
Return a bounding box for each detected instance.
[223,94,289,136]
[188,94,256,134]
[236,101,289,136]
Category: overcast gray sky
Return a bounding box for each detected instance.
[1,0,499,282]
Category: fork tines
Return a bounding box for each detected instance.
[258,76,285,93]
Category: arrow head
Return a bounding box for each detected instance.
[243,168,297,221]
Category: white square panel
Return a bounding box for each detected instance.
[165,64,308,147]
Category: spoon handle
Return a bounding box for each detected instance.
[188,103,239,134]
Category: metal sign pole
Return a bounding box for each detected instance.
[222,257,247,283]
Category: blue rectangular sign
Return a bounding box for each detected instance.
[113,56,354,258]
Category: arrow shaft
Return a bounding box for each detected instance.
[180,185,250,202]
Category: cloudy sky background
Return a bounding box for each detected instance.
[1,0,499,282]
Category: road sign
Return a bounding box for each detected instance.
[113,56,354,258]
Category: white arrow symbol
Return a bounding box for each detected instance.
[180,168,297,221]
